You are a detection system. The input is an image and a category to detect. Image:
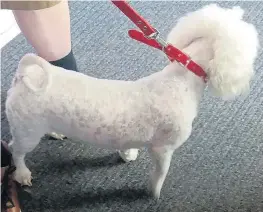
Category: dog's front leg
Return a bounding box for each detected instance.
[148,145,174,199]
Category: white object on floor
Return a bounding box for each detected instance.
[0,10,21,49]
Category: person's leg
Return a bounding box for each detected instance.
[12,0,78,72]
[11,1,77,139]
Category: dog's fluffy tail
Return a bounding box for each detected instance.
[14,53,52,93]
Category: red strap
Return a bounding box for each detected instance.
[128,29,163,50]
[129,30,206,81]
[111,0,156,37]
[111,0,207,82]
[165,45,207,80]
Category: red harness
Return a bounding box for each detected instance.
[111,0,207,82]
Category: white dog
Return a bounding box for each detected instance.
[5,4,259,199]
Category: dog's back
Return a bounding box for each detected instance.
[6,54,198,150]
[5,55,164,146]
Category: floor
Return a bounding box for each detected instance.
[1,1,263,212]
[0,10,21,49]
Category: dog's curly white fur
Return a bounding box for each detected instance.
[5,4,259,199]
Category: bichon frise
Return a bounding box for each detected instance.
[5,4,259,199]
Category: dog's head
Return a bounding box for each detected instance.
[167,4,260,99]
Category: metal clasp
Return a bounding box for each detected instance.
[144,29,168,51]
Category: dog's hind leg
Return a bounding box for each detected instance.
[118,148,139,162]
[9,128,43,186]
[148,145,174,199]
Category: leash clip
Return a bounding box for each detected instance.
[144,30,168,52]
[111,0,207,82]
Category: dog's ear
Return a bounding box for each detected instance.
[207,21,259,100]
[207,62,254,100]
[167,4,259,99]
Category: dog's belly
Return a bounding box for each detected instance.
[43,83,161,150]
[52,122,151,150]
[67,130,147,150]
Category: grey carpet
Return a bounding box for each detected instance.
[1,1,263,212]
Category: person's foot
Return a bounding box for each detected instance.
[1,141,22,212]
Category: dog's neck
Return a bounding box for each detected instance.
[139,38,213,98]
[183,37,214,74]
[159,38,213,99]
[170,37,213,85]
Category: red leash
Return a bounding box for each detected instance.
[111,0,207,82]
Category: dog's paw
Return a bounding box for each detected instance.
[148,180,161,200]
[14,167,33,186]
[118,149,139,162]
[151,189,161,200]
[47,132,66,140]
